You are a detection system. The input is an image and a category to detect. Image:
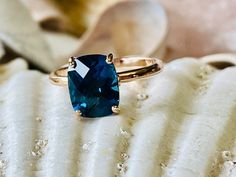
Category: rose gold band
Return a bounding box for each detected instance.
[49,56,163,86]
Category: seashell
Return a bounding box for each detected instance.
[158,0,236,59]
[0,0,54,71]
[50,0,122,36]
[19,0,67,31]
[0,56,236,177]
[200,53,236,69]
[0,41,4,59]
[76,1,168,58]
[42,31,81,66]
[0,59,28,82]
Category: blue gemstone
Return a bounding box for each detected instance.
[67,54,120,118]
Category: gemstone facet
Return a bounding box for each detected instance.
[67,54,119,118]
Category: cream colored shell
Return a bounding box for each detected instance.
[0,56,236,177]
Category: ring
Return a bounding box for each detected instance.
[49,54,163,118]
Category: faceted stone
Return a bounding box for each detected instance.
[67,54,120,118]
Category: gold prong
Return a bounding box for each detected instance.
[106,53,114,64]
[68,57,75,64]
[112,105,120,114]
[75,110,83,120]
[117,75,121,86]
[75,110,82,116]
[68,57,76,68]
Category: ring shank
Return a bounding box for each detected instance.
[49,57,163,85]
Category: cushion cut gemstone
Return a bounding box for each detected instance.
[67,54,120,118]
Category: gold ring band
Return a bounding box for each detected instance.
[49,56,163,85]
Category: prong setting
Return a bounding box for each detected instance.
[112,105,120,114]
[75,110,82,116]
[68,57,76,68]
[106,53,114,64]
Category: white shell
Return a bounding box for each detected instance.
[76,1,168,58]
[0,59,28,82]
[0,0,54,71]
[0,57,236,177]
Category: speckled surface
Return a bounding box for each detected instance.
[0,57,236,177]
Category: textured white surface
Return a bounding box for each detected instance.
[0,58,236,177]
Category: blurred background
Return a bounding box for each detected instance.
[0,0,235,72]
